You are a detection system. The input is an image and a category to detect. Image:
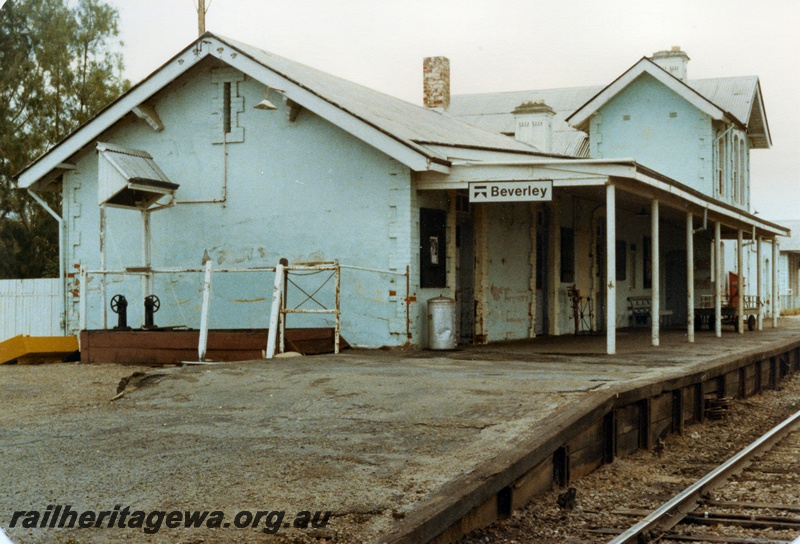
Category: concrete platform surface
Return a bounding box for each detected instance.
[2,318,799,544]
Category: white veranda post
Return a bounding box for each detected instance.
[651,199,660,347]
[606,184,616,355]
[686,212,694,343]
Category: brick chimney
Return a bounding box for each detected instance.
[512,100,556,153]
[651,46,690,82]
[423,56,450,110]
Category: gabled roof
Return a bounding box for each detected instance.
[449,58,772,155]
[688,77,771,148]
[16,33,544,190]
[567,57,738,131]
[221,36,541,155]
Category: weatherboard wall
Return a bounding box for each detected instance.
[62,60,418,348]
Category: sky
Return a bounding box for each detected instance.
[5,0,799,220]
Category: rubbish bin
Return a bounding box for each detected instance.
[428,296,456,350]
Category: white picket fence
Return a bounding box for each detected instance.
[0,279,62,340]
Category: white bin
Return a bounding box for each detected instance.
[428,296,456,350]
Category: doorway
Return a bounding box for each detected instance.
[594,221,606,331]
[666,250,687,325]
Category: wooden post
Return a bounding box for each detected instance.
[686,212,694,342]
[100,204,107,330]
[737,229,744,334]
[142,209,152,329]
[715,221,722,338]
[334,265,341,354]
[266,263,285,359]
[198,259,213,362]
[197,0,206,36]
[772,238,779,328]
[79,265,87,332]
[651,199,660,347]
[606,184,616,355]
[757,236,763,331]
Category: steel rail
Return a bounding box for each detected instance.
[608,408,800,544]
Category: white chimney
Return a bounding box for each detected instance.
[512,100,556,153]
[651,46,690,82]
[423,56,450,110]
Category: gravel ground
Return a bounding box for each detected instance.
[460,373,800,544]
[2,322,798,544]
[0,355,588,544]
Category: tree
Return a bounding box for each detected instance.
[0,0,130,278]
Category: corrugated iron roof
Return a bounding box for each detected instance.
[688,76,770,148]
[449,76,769,156]
[448,86,600,157]
[687,77,757,124]
[219,36,544,158]
[97,142,172,184]
[447,85,601,157]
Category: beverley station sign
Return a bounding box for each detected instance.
[468,180,553,203]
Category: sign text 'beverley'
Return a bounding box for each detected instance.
[468,180,553,203]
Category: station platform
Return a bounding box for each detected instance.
[1,318,799,544]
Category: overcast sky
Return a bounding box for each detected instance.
[8,0,799,220]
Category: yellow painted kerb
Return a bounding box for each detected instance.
[0,335,79,365]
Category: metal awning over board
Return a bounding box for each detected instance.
[97,142,179,209]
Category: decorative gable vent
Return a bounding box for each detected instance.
[211,68,245,143]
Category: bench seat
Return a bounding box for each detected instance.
[627,296,672,327]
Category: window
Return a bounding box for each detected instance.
[714,128,749,205]
[560,227,575,283]
[733,134,739,203]
[716,137,725,198]
[616,240,627,281]
[455,192,470,213]
[420,208,447,288]
[739,138,746,205]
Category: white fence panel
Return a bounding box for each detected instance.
[0,279,62,340]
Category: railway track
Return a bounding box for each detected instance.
[602,409,800,544]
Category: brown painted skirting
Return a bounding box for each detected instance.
[80,328,346,365]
